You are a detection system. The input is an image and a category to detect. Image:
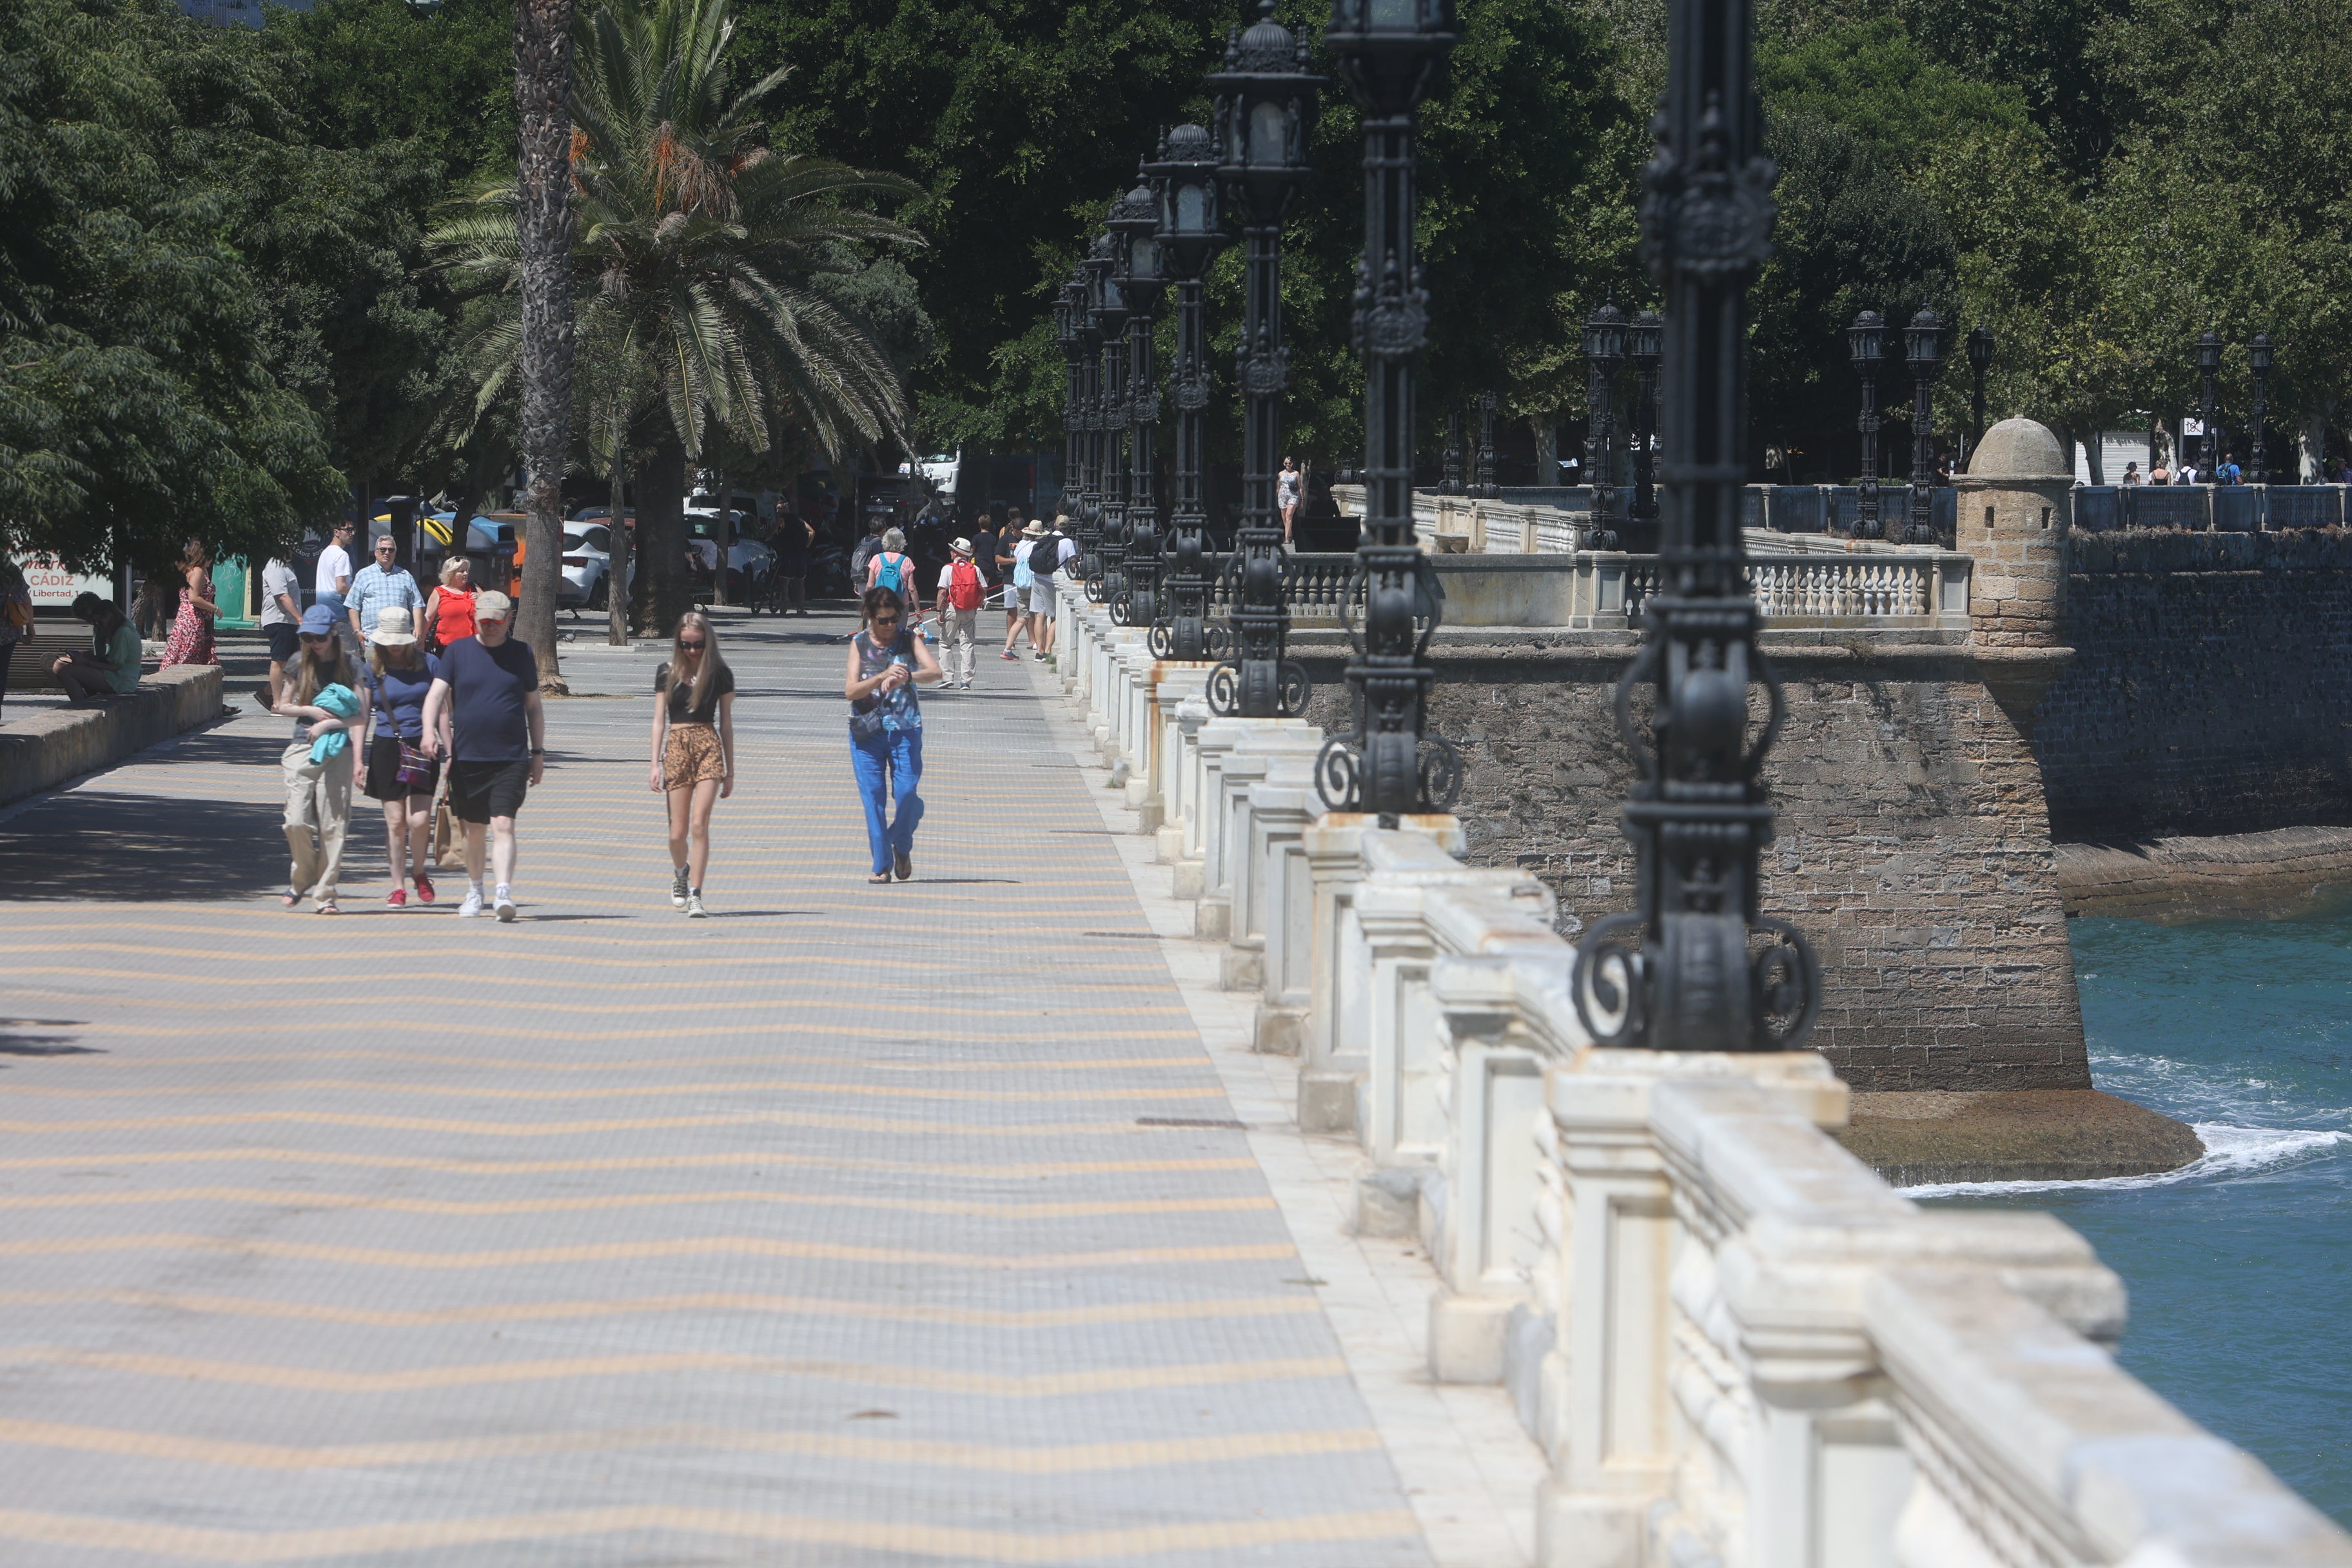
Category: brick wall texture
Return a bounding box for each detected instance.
[2035,528,2352,841]
[1301,642,2088,1092]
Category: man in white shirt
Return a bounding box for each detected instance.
[315,520,357,602]
[257,555,302,708]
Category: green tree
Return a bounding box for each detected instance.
[435,0,921,633]
[0,0,353,578]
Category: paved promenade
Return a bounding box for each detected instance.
[0,613,1518,1566]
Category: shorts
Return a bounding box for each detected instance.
[1026,581,1055,614]
[266,623,300,663]
[663,723,726,789]
[1004,583,1024,612]
[447,758,531,823]
[363,734,440,802]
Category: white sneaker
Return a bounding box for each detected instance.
[685,892,709,919]
[494,887,517,923]
[671,867,691,908]
[458,890,485,918]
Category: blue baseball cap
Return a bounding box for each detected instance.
[299,604,340,636]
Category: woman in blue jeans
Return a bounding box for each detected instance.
[843,585,941,883]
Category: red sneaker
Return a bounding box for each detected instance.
[413,872,436,905]
[386,887,407,908]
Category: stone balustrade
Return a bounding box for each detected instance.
[1048,571,2352,1568]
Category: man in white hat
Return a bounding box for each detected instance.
[420,590,544,921]
[931,536,985,691]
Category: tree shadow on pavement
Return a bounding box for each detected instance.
[0,790,291,903]
[0,1018,101,1055]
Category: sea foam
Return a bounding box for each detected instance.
[1900,1122,2347,1200]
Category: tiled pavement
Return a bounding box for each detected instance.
[0,612,1456,1565]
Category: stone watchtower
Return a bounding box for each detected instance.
[1961,416,2072,647]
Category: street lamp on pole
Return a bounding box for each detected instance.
[1570,0,1818,1051]
[2195,329,2222,480]
[1848,309,1885,540]
[1318,0,1462,821]
[1472,391,1498,498]
[1147,124,1230,663]
[1073,252,1110,582]
[1207,1,1320,720]
[1627,309,1661,550]
[1583,300,1627,549]
[1905,308,1945,544]
[1055,280,1088,534]
[2249,333,2273,485]
[1087,224,1133,605]
[1966,324,1994,468]
[1108,177,1167,629]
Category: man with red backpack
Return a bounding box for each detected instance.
[931,537,986,691]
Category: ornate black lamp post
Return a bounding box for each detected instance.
[2195,329,2222,479]
[1583,300,1627,548]
[1966,324,1993,467]
[1904,308,1944,544]
[1073,257,1109,581]
[1441,413,1464,494]
[1054,280,1088,533]
[1207,1,1319,719]
[2249,332,2273,485]
[1318,0,1460,820]
[1627,309,1661,547]
[1087,226,1132,604]
[1848,309,1885,540]
[1108,179,1167,627]
[1471,391,1498,497]
[1147,124,1230,663]
[1569,0,1818,1052]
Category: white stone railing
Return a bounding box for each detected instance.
[1050,574,2352,1568]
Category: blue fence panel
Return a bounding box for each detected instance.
[1741,487,1766,529]
[1494,486,1592,511]
[2266,485,2346,529]
[1934,485,1957,536]
[1769,486,1827,533]
[2124,487,2208,529]
[2075,487,2121,533]
[2213,487,2261,532]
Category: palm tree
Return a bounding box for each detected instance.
[437,0,921,633]
[513,0,580,681]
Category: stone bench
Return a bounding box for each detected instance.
[0,664,224,807]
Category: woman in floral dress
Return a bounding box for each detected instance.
[160,538,219,668]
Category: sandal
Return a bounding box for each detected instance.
[280,891,301,910]
[314,900,340,916]
[867,872,893,885]
[893,852,912,882]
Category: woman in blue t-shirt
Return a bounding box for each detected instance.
[360,606,446,907]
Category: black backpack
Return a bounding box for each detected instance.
[1032,533,1065,578]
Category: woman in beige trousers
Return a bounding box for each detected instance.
[270,604,370,913]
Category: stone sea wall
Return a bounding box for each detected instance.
[1297,638,2087,1092]
[2036,527,2352,841]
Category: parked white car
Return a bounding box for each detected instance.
[683,510,772,595]
[560,519,633,609]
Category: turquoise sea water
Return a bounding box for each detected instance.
[1911,914,2352,1525]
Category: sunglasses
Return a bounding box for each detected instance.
[870,614,900,625]
[679,640,706,651]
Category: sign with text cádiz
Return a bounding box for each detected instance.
[14,554,113,609]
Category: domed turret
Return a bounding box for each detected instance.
[1959,416,2070,647]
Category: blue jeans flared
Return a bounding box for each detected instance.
[850,729,924,874]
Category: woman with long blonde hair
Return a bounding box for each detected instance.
[270,605,372,914]
[647,609,735,917]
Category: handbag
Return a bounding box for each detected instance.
[395,742,432,787]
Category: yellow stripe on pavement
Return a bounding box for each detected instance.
[0,1186,1274,1220]
[3,1346,1345,1397]
[0,1147,1256,1179]
[0,1415,1382,1474]
[0,1233,1295,1271]
[0,1504,1422,1562]
[0,1288,1319,1331]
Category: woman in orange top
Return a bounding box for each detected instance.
[423,556,479,650]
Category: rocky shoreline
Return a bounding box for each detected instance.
[1836,1088,2204,1188]
[2055,825,2352,922]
